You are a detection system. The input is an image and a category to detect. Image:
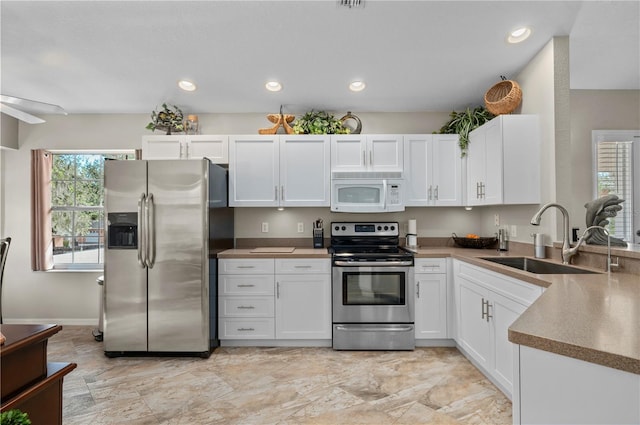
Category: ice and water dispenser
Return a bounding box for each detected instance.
[107,212,137,249]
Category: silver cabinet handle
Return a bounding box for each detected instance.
[334,260,414,267]
[185,143,190,158]
[481,298,487,320]
[137,193,146,268]
[294,265,312,268]
[237,266,255,269]
[276,281,280,298]
[434,185,439,200]
[237,305,255,309]
[280,185,284,202]
[237,328,255,332]
[416,281,420,298]
[363,150,366,167]
[335,325,413,332]
[476,182,480,199]
[428,185,433,201]
[275,185,278,201]
[486,301,493,322]
[237,284,255,287]
[369,150,373,167]
[179,143,183,159]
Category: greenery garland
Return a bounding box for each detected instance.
[436,106,494,156]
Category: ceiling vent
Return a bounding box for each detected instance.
[338,0,363,9]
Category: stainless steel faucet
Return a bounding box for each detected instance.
[530,203,573,264]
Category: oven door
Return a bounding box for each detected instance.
[332,264,414,323]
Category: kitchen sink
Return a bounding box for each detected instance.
[480,257,600,274]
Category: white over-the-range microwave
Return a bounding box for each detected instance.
[331,171,405,213]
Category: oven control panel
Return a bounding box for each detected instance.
[331,222,399,237]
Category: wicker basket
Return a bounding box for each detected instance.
[451,233,498,249]
[484,80,522,115]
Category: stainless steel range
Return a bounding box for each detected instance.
[330,222,415,350]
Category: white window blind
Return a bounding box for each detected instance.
[595,141,633,241]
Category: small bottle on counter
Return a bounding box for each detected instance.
[532,233,545,258]
[498,228,509,251]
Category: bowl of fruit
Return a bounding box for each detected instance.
[451,233,498,249]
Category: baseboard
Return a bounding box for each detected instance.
[2,318,97,326]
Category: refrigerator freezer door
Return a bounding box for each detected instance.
[147,160,209,352]
[104,160,148,352]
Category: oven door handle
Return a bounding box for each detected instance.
[334,325,414,332]
[333,260,414,267]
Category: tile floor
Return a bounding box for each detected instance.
[48,326,511,424]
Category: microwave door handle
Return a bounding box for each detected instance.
[382,179,387,210]
[137,193,146,268]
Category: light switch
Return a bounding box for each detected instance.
[297,222,304,233]
[261,222,269,233]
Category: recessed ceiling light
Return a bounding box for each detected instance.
[178,80,196,91]
[265,81,282,92]
[349,80,366,92]
[507,26,532,44]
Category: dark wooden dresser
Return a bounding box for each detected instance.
[0,324,76,425]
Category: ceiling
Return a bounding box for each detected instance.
[1,1,638,116]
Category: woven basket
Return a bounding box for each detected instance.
[451,233,498,249]
[484,80,522,115]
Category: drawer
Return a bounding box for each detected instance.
[219,318,275,339]
[219,259,274,274]
[415,258,447,273]
[275,258,331,274]
[219,275,274,295]
[219,296,274,317]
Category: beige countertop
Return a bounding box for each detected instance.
[216,245,639,374]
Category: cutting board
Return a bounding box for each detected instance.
[250,247,296,253]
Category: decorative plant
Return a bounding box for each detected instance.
[293,110,350,135]
[436,106,494,156]
[146,103,184,135]
[0,409,31,425]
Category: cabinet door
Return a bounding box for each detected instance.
[490,291,527,397]
[330,135,366,171]
[229,136,279,206]
[458,277,491,369]
[186,135,228,163]
[280,135,330,206]
[466,127,486,206]
[415,273,447,339]
[403,135,432,206]
[367,135,403,171]
[432,135,462,206]
[275,274,331,339]
[142,135,184,159]
[483,119,503,205]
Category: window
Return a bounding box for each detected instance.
[593,131,639,244]
[51,152,135,269]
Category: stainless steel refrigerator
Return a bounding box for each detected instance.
[103,159,233,357]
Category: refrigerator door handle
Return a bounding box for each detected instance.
[147,193,156,268]
[138,193,146,268]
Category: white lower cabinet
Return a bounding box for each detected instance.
[414,258,448,339]
[454,260,543,399]
[218,258,331,343]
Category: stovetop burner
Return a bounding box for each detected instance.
[330,221,414,263]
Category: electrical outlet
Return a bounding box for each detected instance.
[510,225,517,237]
[261,222,269,233]
[297,222,304,233]
[494,214,500,226]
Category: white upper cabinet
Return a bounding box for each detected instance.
[466,115,540,206]
[229,135,330,207]
[404,134,462,206]
[331,134,403,171]
[279,135,331,207]
[141,135,229,163]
